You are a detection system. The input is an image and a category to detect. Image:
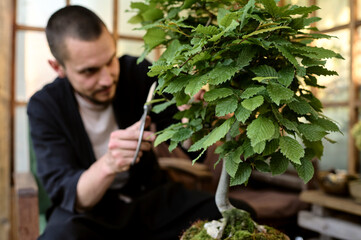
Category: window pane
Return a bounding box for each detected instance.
[118,0,145,37]
[316,0,349,30]
[17,0,66,27]
[315,29,350,103]
[70,0,113,30]
[16,31,57,102]
[320,107,348,171]
[15,106,30,173]
[117,39,157,63]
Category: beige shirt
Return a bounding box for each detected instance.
[75,93,129,189]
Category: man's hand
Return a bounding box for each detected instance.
[105,116,155,173]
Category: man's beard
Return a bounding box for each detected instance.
[75,82,116,106]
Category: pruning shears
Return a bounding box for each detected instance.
[132,82,157,165]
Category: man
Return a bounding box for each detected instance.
[28,5,254,240]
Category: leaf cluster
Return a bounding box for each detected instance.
[130,0,342,186]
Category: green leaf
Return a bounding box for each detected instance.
[188,135,208,152]
[229,146,244,164]
[207,63,239,85]
[181,0,197,9]
[314,118,340,132]
[160,39,182,63]
[243,26,289,39]
[235,105,252,123]
[278,66,294,87]
[194,24,220,36]
[294,150,315,183]
[290,45,342,59]
[252,65,278,78]
[267,82,294,105]
[142,8,163,22]
[241,95,264,111]
[229,120,241,138]
[164,75,191,94]
[130,2,148,11]
[263,139,279,156]
[270,152,289,175]
[185,74,208,96]
[239,0,256,30]
[298,123,327,141]
[202,118,235,149]
[272,107,299,132]
[260,0,280,18]
[247,116,275,147]
[304,139,323,159]
[154,130,176,147]
[253,141,266,154]
[148,64,173,77]
[288,97,312,115]
[230,162,252,186]
[152,99,176,114]
[282,5,320,17]
[216,96,238,117]
[307,66,338,76]
[242,138,255,160]
[128,14,143,24]
[171,127,193,142]
[279,136,304,164]
[144,28,166,50]
[225,157,239,178]
[254,160,270,172]
[204,88,234,102]
[274,45,300,68]
[241,86,266,99]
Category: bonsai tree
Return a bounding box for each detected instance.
[130,0,342,238]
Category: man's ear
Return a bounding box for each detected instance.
[48,59,66,78]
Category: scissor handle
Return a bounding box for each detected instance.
[131,105,149,165]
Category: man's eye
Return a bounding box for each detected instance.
[82,68,98,75]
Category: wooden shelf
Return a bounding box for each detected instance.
[300,190,361,216]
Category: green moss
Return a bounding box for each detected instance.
[181,210,288,240]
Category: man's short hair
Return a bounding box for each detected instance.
[46,5,107,66]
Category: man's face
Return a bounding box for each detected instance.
[61,29,120,105]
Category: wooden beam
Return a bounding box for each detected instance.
[0,0,13,239]
[348,0,359,175]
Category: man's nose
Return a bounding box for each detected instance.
[99,66,113,86]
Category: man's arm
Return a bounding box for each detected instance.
[75,117,155,211]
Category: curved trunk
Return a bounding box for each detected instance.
[215,158,234,213]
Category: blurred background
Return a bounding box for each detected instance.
[0,0,360,239]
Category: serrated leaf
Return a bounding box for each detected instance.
[128,14,143,24]
[260,0,280,17]
[278,66,294,87]
[229,120,241,138]
[243,26,289,39]
[148,64,173,77]
[252,76,278,82]
[288,97,312,115]
[194,24,220,35]
[241,86,266,99]
[298,123,327,141]
[267,82,294,105]
[239,0,255,30]
[152,99,176,114]
[235,105,252,123]
[220,12,239,28]
[164,75,191,93]
[242,138,255,160]
[144,28,166,50]
[204,88,234,102]
[304,139,323,159]
[225,157,239,178]
[189,135,208,152]
[253,141,266,154]
[254,160,270,172]
[291,45,342,59]
[230,162,252,186]
[282,5,320,17]
[130,2,149,11]
[171,127,193,142]
[181,0,197,9]
[207,63,239,85]
[241,95,264,111]
[202,118,235,148]
[185,74,208,96]
[307,66,338,76]
[270,152,289,175]
[229,146,244,164]
[263,139,279,156]
[215,96,238,117]
[279,136,304,164]
[314,118,340,132]
[154,130,176,147]
[160,39,182,63]
[247,116,275,147]
[294,151,315,183]
[274,45,300,68]
[252,65,278,78]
